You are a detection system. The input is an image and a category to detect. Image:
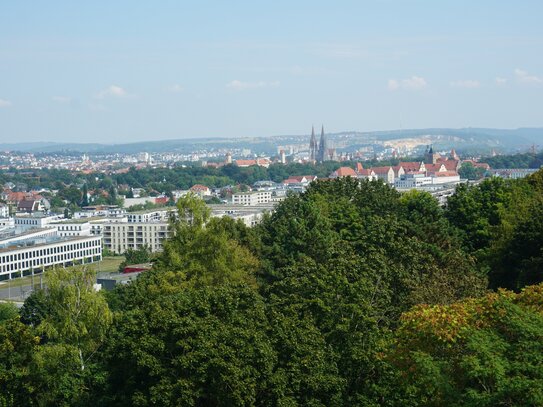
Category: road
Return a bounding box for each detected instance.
[0,270,116,302]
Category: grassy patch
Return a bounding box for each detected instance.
[95,256,126,274]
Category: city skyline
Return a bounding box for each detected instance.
[1,1,543,143]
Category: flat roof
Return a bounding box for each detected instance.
[0,227,55,242]
[51,217,103,224]
[0,234,101,254]
[127,208,173,215]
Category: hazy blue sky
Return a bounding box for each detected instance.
[1,1,543,143]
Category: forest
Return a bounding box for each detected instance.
[1,170,543,406]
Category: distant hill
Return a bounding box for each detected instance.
[1,127,541,154]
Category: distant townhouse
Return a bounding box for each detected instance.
[371,166,395,184]
[329,167,358,178]
[234,158,271,168]
[189,184,211,197]
[282,175,318,191]
[17,197,49,213]
[355,163,377,181]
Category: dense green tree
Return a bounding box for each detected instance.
[0,303,19,323]
[28,266,112,406]
[390,284,543,407]
[158,193,259,288]
[458,162,485,180]
[0,319,39,406]
[20,288,51,328]
[81,183,89,207]
[105,284,277,406]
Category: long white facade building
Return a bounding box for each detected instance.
[0,234,102,280]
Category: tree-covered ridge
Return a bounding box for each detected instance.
[1,171,542,406]
[484,151,543,169]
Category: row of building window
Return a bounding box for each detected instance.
[0,248,100,273]
[0,239,100,264]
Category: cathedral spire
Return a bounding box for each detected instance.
[309,125,318,162]
[317,125,327,163]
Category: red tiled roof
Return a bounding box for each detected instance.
[462,160,490,170]
[400,162,422,171]
[235,159,257,166]
[190,184,210,191]
[433,171,459,177]
[356,162,364,172]
[425,164,446,172]
[282,179,299,184]
[436,158,460,171]
[334,167,357,177]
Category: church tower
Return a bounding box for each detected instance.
[317,125,327,162]
[424,145,440,164]
[309,126,318,162]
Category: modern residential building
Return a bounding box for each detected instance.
[73,205,126,219]
[48,219,92,237]
[126,209,173,223]
[102,222,171,254]
[232,191,272,206]
[488,168,539,179]
[15,214,63,231]
[394,173,432,189]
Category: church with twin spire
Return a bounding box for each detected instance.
[309,125,330,163]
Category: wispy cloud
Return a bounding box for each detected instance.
[168,84,184,93]
[226,80,280,90]
[388,76,427,91]
[450,80,480,88]
[0,99,12,108]
[95,85,131,99]
[515,68,543,85]
[495,77,507,85]
[52,96,72,103]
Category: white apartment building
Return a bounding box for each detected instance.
[15,214,62,231]
[73,206,126,219]
[232,191,272,206]
[88,217,128,236]
[102,222,171,254]
[48,220,92,237]
[431,173,461,184]
[0,204,9,218]
[395,173,433,189]
[126,209,173,223]
[0,234,102,280]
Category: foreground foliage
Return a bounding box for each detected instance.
[3,172,543,406]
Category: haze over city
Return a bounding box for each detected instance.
[2,0,543,143]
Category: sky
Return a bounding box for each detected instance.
[1,0,543,143]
